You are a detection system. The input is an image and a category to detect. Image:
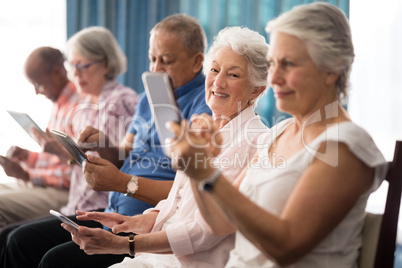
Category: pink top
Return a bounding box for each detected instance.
[61,80,138,215]
[145,106,269,267]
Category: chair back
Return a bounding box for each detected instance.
[360,140,402,268]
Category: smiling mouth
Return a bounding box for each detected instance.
[213,91,229,98]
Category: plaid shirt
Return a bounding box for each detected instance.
[24,82,81,189]
[61,80,138,215]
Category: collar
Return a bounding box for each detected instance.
[98,79,118,99]
[55,81,77,106]
[219,106,257,145]
[174,72,205,98]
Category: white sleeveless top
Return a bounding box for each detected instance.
[225,119,388,268]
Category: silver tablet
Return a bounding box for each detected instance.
[50,129,89,166]
[49,209,79,229]
[7,110,44,141]
[142,72,181,154]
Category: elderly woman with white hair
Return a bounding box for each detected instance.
[60,26,270,268]
[167,2,388,268]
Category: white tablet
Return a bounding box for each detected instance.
[50,129,89,166]
[142,72,181,155]
[7,110,44,141]
[49,209,79,229]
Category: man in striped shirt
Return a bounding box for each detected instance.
[0,47,82,227]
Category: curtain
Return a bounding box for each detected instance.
[66,0,349,127]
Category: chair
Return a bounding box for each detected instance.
[359,140,402,268]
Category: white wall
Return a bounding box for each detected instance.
[0,0,66,181]
[349,0,402,243]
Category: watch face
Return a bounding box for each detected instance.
[127,181,138,192]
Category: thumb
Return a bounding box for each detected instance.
[112,222,130,234]
[86,155,110,166]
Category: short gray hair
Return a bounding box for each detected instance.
[265,2,354,99]
[203,27,269,105]
[66,26,127,80]
[151,14,207,55]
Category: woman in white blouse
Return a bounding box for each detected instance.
[167,2,388,268]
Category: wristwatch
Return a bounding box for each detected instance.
[198,169,222,192]
[125,175,139,197]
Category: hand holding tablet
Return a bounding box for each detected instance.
[7,110,44,142]
[49,210,80,230]
[50,129,90,166]
[142,72,182,155]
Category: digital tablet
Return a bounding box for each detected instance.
[142,72,181,154]
[49,210,80,230]
[50,129,89,166]
[7,110,44,141]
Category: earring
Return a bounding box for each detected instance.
[248,99,254,106]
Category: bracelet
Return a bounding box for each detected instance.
[128,233,135,258]
[198,169,222,192]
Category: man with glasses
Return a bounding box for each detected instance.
[0,47,81,229]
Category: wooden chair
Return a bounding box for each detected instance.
[359,140,402,268]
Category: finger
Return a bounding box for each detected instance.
[86,155,109,166]
[77,126,97,143]
[6,146,17,158]
[76,211,110,221]
[61,223,78,235]
[76,211,102,221]
[112,222,130,234]
[45,128,53,137]
[0,156,5,165]
[166,119,188,138]
[76,210,88,216]
[30,127,42,140]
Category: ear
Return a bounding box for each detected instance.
[192,52,204,74]
[50,66,63,82]
[325,72,339,86]
[250,85,266,99]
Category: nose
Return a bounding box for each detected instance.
[213,72,226,89]
[150,59,165,73]
[268,64,284,86]
[71,67,82,78]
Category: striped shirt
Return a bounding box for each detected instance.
[25,81,81,189]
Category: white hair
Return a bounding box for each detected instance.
[266,2,354,99]
[203,27,269,105]
[66,26,127,80]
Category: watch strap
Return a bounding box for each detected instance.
[198,169,222,192]
[128,233,135,258]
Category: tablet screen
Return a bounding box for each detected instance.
[7,110,44,140]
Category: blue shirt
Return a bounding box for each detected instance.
[105,72,211,216]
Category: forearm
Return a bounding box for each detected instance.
[133,179,174,206]
[207,175,291,264]
[135,231,173,254]
[113,172,173,206]
[111,231,172,256]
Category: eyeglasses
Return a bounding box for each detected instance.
[65,59,103,73]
